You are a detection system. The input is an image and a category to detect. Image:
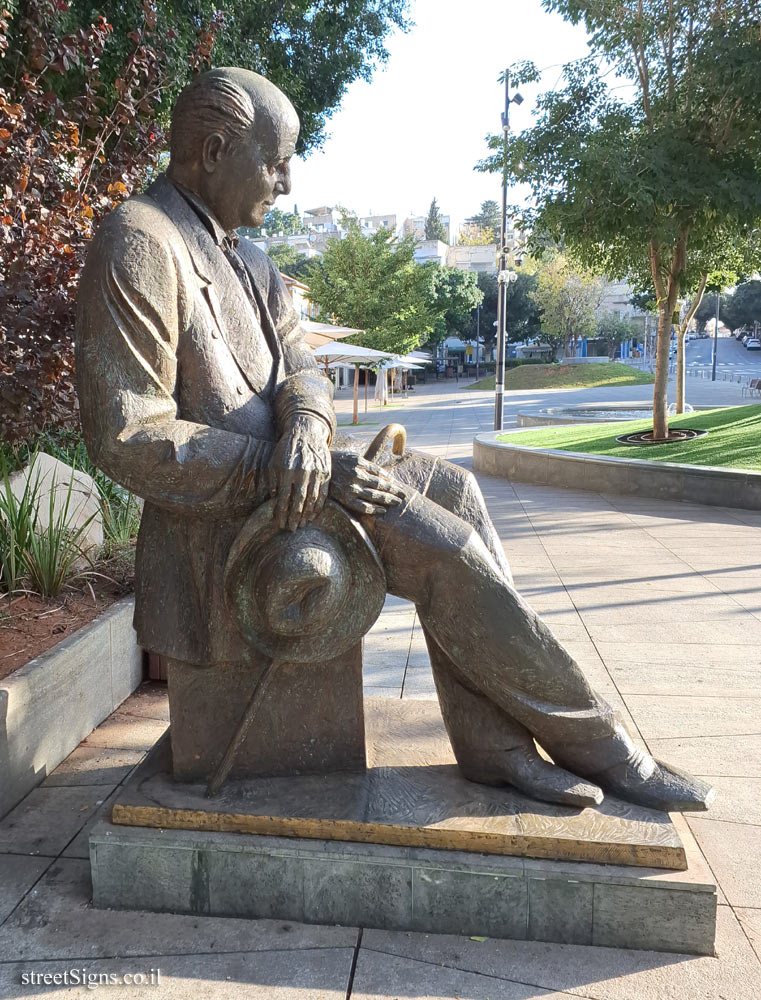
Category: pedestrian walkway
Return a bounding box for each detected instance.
[1,377,759,997]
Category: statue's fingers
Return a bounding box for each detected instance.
[286,475,310,532]
[354,468,406,495]
[298,471,323,528]
[354,487,402,508]
[314,473,330,516]
[274,471,297,529]
[346,499,387,516]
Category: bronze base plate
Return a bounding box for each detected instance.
[112,698,686,870]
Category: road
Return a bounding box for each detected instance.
[685,332,761,381]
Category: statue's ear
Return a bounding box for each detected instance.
[201,132,226,174]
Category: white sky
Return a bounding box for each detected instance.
[288,0,591,234]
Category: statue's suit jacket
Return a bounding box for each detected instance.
[76,174,335,665]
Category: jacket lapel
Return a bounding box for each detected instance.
[147,175,280,395]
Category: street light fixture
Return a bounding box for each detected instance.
[494,73,523,431]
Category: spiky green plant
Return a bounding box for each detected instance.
[0,456,40,599]
[23,470,97,599]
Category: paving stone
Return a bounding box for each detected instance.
[0,949,353,998]
[689,818,761,908]
[736,907,761,963]
[62,788,120,858]
[81,713,168,750]
[647,735,761,778]
[362,686,401,699]
[595,641,761,669]
[351,948,576,999]
[685,777,761,825]
[588,619,761,645]
[42,747,144,787]
[360,905,761,1000]
[606,661,761,699]
[0,858,358,960]
[623,695,761,740]
[117,682,169,722]
[0,854,50,922]
[0,787,109,857]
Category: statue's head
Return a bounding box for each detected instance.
[168,67,300,232]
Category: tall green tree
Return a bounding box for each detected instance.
[479,2,761,439]
[596,314,641,360]
[467,200,501,233]
[422,266,483,347]
[306,223,438,355]
[5,0,412,154]
[424,197,448,242]
[265,243,314,281]
[531,255,602,358]
[721,280,761,332]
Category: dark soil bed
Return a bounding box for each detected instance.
[0,546,135,681]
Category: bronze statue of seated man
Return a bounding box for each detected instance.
[75,67,713,814]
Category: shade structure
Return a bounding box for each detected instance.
[301,320,362,349]
[312,342,393,425]
[312,342,392,363]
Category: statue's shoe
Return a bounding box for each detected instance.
[591,750,716,812]
[460,743,604,809]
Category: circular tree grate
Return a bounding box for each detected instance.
[615,428,709,446]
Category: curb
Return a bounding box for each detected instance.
[473,430,761,510]
[0,597,142,818]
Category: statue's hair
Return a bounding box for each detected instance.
[169,67,297,164]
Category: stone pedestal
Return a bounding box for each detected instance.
[90,699,718,955]
[166,644,366,782]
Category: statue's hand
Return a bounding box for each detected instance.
[329,451,406,516]
[267,414,331,531]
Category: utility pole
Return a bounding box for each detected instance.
[711,290,720,381]
[493,73,522,431]
[475,305,481,380]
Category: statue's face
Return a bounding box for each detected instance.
[218,112,299,230]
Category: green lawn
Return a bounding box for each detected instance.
[499,406,761,471]
[469,363,654,392]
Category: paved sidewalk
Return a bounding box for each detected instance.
[1,378,760,998]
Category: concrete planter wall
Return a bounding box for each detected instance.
[474,430,761,510]
[0,597,142,818]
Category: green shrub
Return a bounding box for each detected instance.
[0,457,40,598]
[22,471,97,599]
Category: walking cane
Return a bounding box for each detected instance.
[205,423,407,798]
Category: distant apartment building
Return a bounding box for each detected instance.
[360,213,396,235]
[445,244,498,273]
[598,279,649,334]
[280,274,320,321]
[413,239,448,267]
[402,213,452,244]
[303,205,344,235]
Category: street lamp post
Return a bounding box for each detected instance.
[711,290,720,382]
[494,73,523,432]
[475,304,481,380]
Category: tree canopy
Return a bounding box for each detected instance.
[531,254,602,357]
[264,243,314,282]
[721,280,761,332]
[478,1,761,437]
[306,223,438,355]
[424,197,448,242]
[423,266,483,347]
[306,224,483,355]
[4,0,412,154]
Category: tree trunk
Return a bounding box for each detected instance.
[675,329,686,414]
[652,301,673,440]
[675,274,708,414]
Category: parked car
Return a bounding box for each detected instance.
[746,338,761,350]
